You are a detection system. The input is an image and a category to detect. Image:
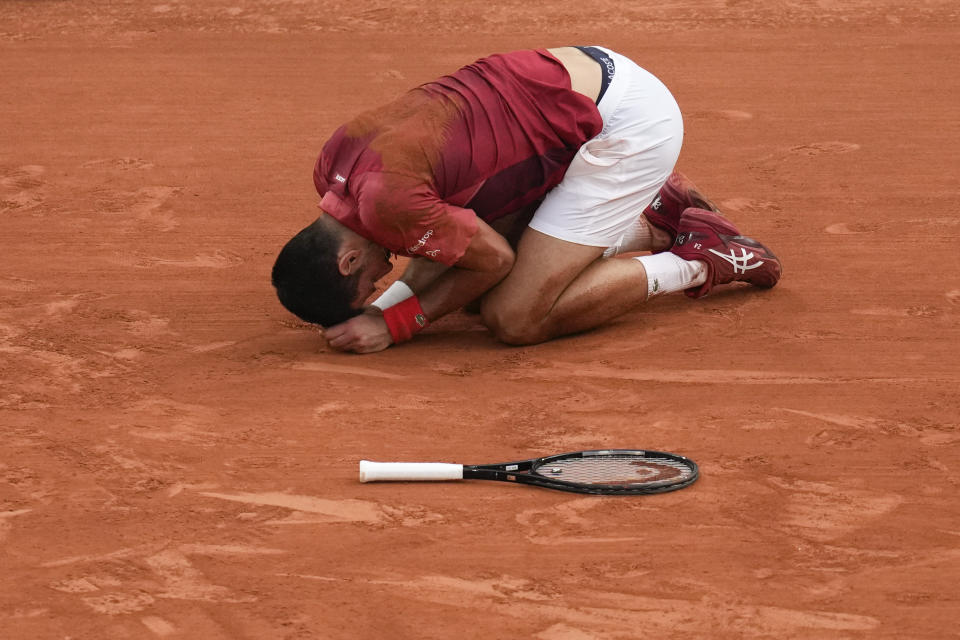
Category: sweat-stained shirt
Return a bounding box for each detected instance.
[313,49,602,266]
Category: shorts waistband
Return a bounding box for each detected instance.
[574,46,616,105]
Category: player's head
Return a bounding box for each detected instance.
[272,215,394,327]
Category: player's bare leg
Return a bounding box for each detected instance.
[482,203,784,346]
[480,168,768,344]
[480,228,677,345]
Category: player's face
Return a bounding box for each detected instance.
[351,243,394,308]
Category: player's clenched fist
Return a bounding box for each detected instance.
[324,308,393,354]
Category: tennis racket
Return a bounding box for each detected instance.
[359,449,698,495]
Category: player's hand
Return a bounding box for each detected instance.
[324,308,394,354]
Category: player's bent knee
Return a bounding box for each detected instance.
[480,305,546,346]
[496,325,545,346]
[492,323,546,346]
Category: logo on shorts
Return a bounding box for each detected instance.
[334,173,346,184]
[599,56,615,82]
[408,229,434,254]
[650,195,662,211]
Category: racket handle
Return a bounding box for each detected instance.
[359,461,464,483]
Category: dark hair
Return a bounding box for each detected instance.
[271,218,363,327]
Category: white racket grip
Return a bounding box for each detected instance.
[359,461,464,483]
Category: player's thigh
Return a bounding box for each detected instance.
[488,200,540,250]
[481,227,604,327]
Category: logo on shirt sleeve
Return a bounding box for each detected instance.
[334,173,346,184]
[407,229,435,254]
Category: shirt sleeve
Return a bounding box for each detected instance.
[355,171,480,266]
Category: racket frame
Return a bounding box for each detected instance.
[361,449,698,495]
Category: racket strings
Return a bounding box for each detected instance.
[534,455,694,486]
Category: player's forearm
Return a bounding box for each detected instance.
[371,253,512,349]
[418,218,516,321]
[417,256,514,322]
[398,257,450,293]
[376,219,514,345]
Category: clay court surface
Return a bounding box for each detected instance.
[2,1,959,638]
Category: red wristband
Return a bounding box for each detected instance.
[381,295,429,344]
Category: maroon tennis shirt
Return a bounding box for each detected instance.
[314,49,602,266]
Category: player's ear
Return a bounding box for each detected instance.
[337,248,363,276]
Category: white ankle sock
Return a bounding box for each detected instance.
[634,252,707,298]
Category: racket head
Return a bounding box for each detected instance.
[514,449,698,495]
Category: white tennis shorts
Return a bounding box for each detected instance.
[528,47,683,247]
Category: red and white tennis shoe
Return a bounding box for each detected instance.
[643,171,721,240]
[670,207,782,298]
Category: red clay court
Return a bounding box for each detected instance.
[1,1,958,638]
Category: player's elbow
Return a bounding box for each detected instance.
[461,223,515,281]
[492,246,515,280]
[476,240,514,279]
